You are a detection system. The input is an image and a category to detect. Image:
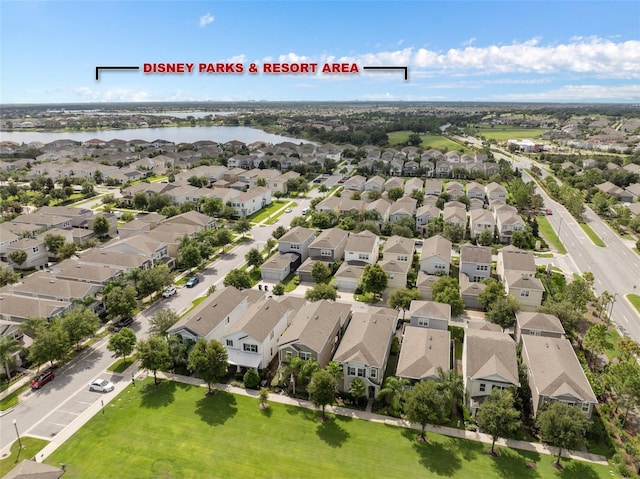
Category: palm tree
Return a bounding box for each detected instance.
[436,367,464,419]
[376,376,410,415]
[0,335,21,380]
[325,361,343,382]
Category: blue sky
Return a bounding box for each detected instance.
[1,1,639,104]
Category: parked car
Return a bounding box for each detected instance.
[285,207,292,213]
[89,378,115,393]
[113,316,134,332]
[31,370,55,389]
[162,286,177,298]
[185,276,200,288]
[545,208,553,215]
[301,208,309,215]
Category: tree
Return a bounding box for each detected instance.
[388,187,404,201]
[272,225,287,240]
[349,378,366,404]
[443,223,465,243]
[223,269,252,289]
[214,228,232,254]
[582,323,612,368]
[58,242,77,259]
[180,243,202,271]
[136,264,172,298]
[325,361,343,382]
[60,307,100,350]
[0,335,20,380]
[360,263,388,298]
[366,189,381,201]
[273,283,285,295]
[606,361,640,425]
[617,335,640,362]
[149,309,180,339]
[436,367,464,419]
[28,320,70,368]
[537,402,589,467]
[201,197,223,217]
[234,217,252,238]
[93,215,110,238]
[104,284,138,319]
[132,191,149,210]
[537,301,582,338]
[311,261,332,284]
[476,389,521,455]
[433,285,465,317]
[44,233,66,255]
[307,369,337,420]
[478,278,506,310]
[0,267,19,287]
[245,248,263,268]
[107,327,137,363]
[8,250,27,268]
[403,380,447,442]
[243,368,261,389]
[137,336,172,385]
[486,295,521,331]
[376,376,409,415]
[305,283,338,302]
[388,288,420,320]
[477,228,494,246]
[259,387,270,408]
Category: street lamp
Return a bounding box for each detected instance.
[557,217,564,240]
[608,293,618,326]
[13,419,22,450]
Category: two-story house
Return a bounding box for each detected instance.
[278,226,316,262]
[514,312,565,343]
[459,244,492,283]
[344,230,380,265]
[308,228,349,263]
[396,326,451,382]
[420,235,452,275]
[408,300,451,329]
[469,209,495,240]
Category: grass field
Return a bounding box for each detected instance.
[45,379,613,479]
[387,132,471,153]
[579,223,606,247]
[467,126,547,141]
[0,437,49,477]
[107,358,135,373]
[627,294,640,315]
[535,216,567,254]
[247,200,288,223]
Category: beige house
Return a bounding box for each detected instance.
[420,235,452,275]
[396,326,451,382]
[514,312,565,343]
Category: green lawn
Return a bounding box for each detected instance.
[387,132,471,153]
[579,223,606,247]
[45,379,613,479]
[247,200,289,223]
[0,384,29,411]
[0,437,49,477]
[535,216,567,254]
[467,126,547,141]
[626,294,640,315]
[107,358,135,373]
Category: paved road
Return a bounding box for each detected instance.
[494,147,640,342]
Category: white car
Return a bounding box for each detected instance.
[285,207,292,213]
[90,379,115,393]
[162,286,177,298]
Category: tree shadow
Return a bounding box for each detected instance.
[450,432,482,462]
[558,460,601,479]
[260,405,273,418]
[400,428,462,476]
[285,404,316,421]
[316,418,351,448]
[491,447,541,479]
[139,380,176,409]
[194,391,238,426]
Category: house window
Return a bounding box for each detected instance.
[321,249,332,257]
[435,263,446,270]
[479,383,486,392]
[398,255,408,262]
[370,368,377,379]
[473,275,484,282]
[418,318,429,327]
[347,366,356,376]
[300,351,312,360]
[581,403,590,413]
[521,290,530,297]
[226,339,233,347]
[290,244,300,250]
[285,351,293,360]
[357,368,366,378]
[358,253,370,261]
[477,264,488,271]
[33,247,39,252]
[243,343,258,353]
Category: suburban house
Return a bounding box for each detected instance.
[496,211,526,243]
[0,293,71,323]
[521,335,597,418]
[382,235,415,263]
[420,235,452,275]
[423,179,443,196]
[462,328,520,416]
[229,187,272,217]
[334,262,366,293]
[5,272,101,304]
[505,274,545,311]
[485,182,508,202]
[378,258,411,290]
[365,199,391,226]
[261,252,301,282]
[308,228,349,262]
[103,235,170,266]
[332,307,397,398]
[404,178,424,195]
[168,287,265,344]
[496,245,536,280]
[344,175,366,192]
[344,230,380,265]
[408,300,451,330]
[396,326,451,382]
[459,244,492,283]
[465,182,485,200]
[459,273,487,309]
[416,272,439,300]
[315,196,341,215]
[389,197,417,223]
[277,300,352,367]
[222,297,305,371]
[469,209,495,239]
[364,176,385,192]
[6,237,48,270]
[277,226,316,262]
[49,258,122,285]
[514,312,565,343]
[415,205,441,233]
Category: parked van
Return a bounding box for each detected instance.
[301,208,309,215]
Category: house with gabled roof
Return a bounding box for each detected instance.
[344,175,366,192]
[466,182,485,200]
[223,297,304,371]
[485,182,507,202]
[505,274,544,311]
[344,230,380,265]
[384,177,404,191]
[6,238,47,270]
[389,198,416,224]
[408,300,451,330]
[462,328,520,416]
[420,235,452,275]
[460,244,492,283]
[460,273,487,309]
[415,205,441,233]
[365,198,391,226]
[379,258,411,290]
[424,179,443,196]
[332,307,397,398]
[5,272,101,304]
[334,262,366,293]
[383,235,414,263]
[496,211,526,243]
[514,311,565,343]
[49,257,122,285]
[278,300,352,367]
[469,209,495,239]
[0,293,71,323]
[309,228,348,262]
[416,271,439,300]
[496,245,536,279]
[261,252,301,282]
[521,335,597,418]
[168,286,264,344]
[278,226,316,262]
[396,326,451,382]
[442,205,466,228]
[404,178,423,195]
[364,176,385,192]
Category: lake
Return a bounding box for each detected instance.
[0,126,312,146]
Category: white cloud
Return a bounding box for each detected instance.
[494,84,640,101]
[72,87,150,102]
[199,13,214,27]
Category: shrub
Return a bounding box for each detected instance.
[272,283,285,296]
[243,368,261,389]
[293,275,301,285]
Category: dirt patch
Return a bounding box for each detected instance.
[416,435,428,443]
[486,448,501,457]
[525,462,537,470]
[552,461,563,470]
[259,403,269,410]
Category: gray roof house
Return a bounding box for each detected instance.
[396,326,451,382]
[382,235,415,262]
[278,226,316,262]
[420,235,452,275]
[344,230,380,265]
[408,300,451,330]
[514,312,565,343]
[459,244,492,283]
[309,228,349,262]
